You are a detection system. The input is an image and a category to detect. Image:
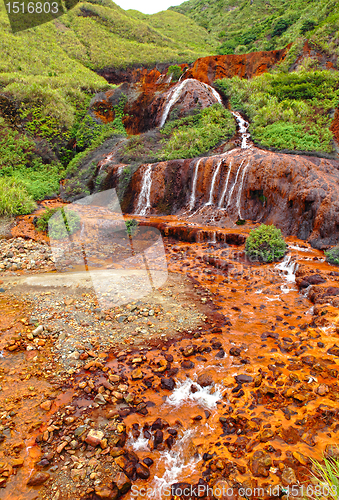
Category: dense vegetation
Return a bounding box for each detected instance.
[325,245,339,266]
[215,69,339,153]
[245,224,287,262]
[171,0,339,59]
[159,104,236,160]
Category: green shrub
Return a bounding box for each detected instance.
[48,208,81,240]
[272,19,291,37]
[300,19,317,34]
[36,208,59,232]
[125,218,139,236]
[215,69,339,153]
[159,104,236,160]
[167,65,182,82]
[325,245,339,266]
[245,224,287,263]
[0,178,36,216]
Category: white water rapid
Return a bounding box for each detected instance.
[236,160,251,219]
[218,159,233,208]
[231,111,251,149]
[225,159,245,210]
[159,79,223,128]
[205,159,222,206]
[135,164,153,215]
[189,158,203,211]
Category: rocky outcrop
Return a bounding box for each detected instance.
[182,48,289,85]
[71,145,339,249]
[91,47,290,134]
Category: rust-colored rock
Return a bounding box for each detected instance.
[182,48,289,85]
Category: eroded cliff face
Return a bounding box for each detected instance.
[80,147,339,250]
[181,48,289,84]
[90,47,290,134]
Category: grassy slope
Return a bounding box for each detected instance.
[171,0,339,56]
[0,0,216,213]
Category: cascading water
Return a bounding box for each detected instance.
[218,159,233,209]
[231,111,251,149]
[275,254,298,283]
[225,159,245,210]
[205,159,222,206]
[159,79,223,128]
[136,164,153,215]
[189,158,203,211]
[236,160,251,219]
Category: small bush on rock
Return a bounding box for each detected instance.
[245,224,287,263]
[325,245,339,266]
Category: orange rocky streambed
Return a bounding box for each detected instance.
[0,224,339,500]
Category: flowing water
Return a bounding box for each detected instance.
[225,159,245,210]
[159,79,223,128]
[236,160,251,219]
[189,158,203,211]
[136,164,153,215]
[218,159,233,209]
[205,159,222,206]
[231,111,251,149]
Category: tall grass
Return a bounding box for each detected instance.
[0,178,36,216]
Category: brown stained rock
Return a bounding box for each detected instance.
[316,384,329,396]
[250,451,272,477]
[197,373,214,387]
[131,368,143,380]
[113,471,131,494]
[39,400,52,411]
[135,463,150,479]
[85,429,105,447]
[259,429,274,442]
[27,472,50,486]
[280,426,301,445]
[94,485,119,500]
[281,467,297,487]
[292,452,310,466]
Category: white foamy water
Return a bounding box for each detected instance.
[275,254,298,284]
[225,159,245,210]
[236,160,251,219]
[201,82,223,105]
[288,244,311,252]
[218,159,233,208]
[205,159,222,206]
[128,433,150,452]
[189,158,203,211]
[231,111,251,149]
[136,164,153,215]
[159,79,223,128]
[149,429,200,500]
[166,377,223,409]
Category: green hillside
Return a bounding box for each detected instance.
[0,0,216,214]
[171,0,339,57]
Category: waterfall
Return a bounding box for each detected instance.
[225,159,245,210]
[236,160,250,219]
[135,164,153,215]
[231,111,251,149]
[205,159,222,206]
[189,158,203,211]
[275,255,298,283]
[159,79,223,128]
[201,82,223,105]
[218,159,233,208]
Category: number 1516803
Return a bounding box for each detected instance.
[5,2,59,14]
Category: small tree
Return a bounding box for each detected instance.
[245,224,286,263]
[167,65,182,82]
[325,245,339,266]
